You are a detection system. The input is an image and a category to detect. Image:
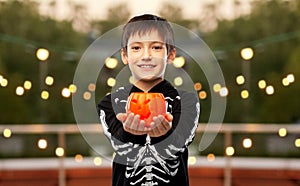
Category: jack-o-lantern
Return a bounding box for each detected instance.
[126,92,166,127]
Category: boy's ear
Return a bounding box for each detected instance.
[121,48,128,65]
[167,48,176,64]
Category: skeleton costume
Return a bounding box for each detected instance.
[98,80,200,186]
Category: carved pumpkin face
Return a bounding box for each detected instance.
[126,92,166,126]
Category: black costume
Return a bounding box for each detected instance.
[98,80,199,186]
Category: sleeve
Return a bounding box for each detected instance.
[97,94,147,156]
[151,91,200,158]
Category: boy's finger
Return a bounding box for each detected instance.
[116,113,127,122]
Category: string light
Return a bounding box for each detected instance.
[173,56,185,68]
[36,48,50,61]
[225,146,235,156]
[240,47,254,61]
[3,128,12,138]
[236,75,245,85]
[55,147,64,157]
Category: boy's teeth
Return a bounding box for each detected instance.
[140,65,153,68]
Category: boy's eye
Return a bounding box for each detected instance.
[130,46,141,51]
[152,45,163,51]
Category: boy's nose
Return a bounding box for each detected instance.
[142,48,152,61]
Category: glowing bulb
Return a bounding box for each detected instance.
[24,80,32,90]
[69,84,77,93]
[83,91,91,100]
[265,85,274,95]
[36,48,50,61]
[207,153,215,162]
[55,147,64,157]
[219,87,229,97]
[225,146,235,156]
[198,90,207,99]
[282,77,289,86]
[62,88,71,98]
[240,47,254,60]
[45,76,54,86]
[174,76,183,86]
[241,90,249,99]
[41,90,49,100]
[286,74,295,83]
[188,156,197,165]
[295,139,300,148]
[258,80,267,89]
[88,83,96,91]
[173,56,185,68]
[278,128,287,137]
[194,82,202,91]
[107,77,116,87]
[236,75,245,85]
[213,83,221,92]
[75,154,83,162]
[94,157,102,166]
[105,57,118,69]
[16,86,25,96]
[0,78,8,87]
[3,128,12,138]
[38,139,48,149]
[242,138,252,148]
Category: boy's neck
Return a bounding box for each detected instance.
[134,78,163,92]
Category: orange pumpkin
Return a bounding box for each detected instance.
[126,92,166,127]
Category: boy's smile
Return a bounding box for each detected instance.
[121,30,176,91]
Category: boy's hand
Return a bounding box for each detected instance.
[116,113,150,135]
[148,113,173,137]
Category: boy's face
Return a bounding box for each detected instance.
[121,29,176,84]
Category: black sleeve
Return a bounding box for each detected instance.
[97,94,147,155]
[151,91,200,158]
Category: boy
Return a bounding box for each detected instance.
[98,14,200,186]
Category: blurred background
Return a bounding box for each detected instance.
[0,0,300,185]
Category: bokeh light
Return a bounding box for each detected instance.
[236,75,245,85]
[55,147,64,157]
[62,88,71,98]
[278,128,287,137]
[173,56,185,68]
[198,90,207,100]
[225,146,235,156]
[242,138,253,148]
[174,76,183,86]
[36,48,50,61]
[3,128,12,138]
[88,83,96,91]
[45,76,54,86]
[241,90,249,99]
[295,139,300,148]
[207,153,215,162]
[258,80,267,89]
[0,78,8,87]
[16,86,25,96]
[69,84,77,93]
[107,77,116,87]
[83,91,91,100]
[213,83,221,92]
[94,157,102,166]
[105,57,118,69]
[219,87,229,97]
[38,138,48,149]
[75,154,83,162]
[41,90,50,100]
[240,47,254,60]
[265,85,274,95]
[23,80,32,90]
[194,82,202,91]
[188,156,197,165]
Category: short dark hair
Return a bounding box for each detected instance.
[121,14,175,54]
